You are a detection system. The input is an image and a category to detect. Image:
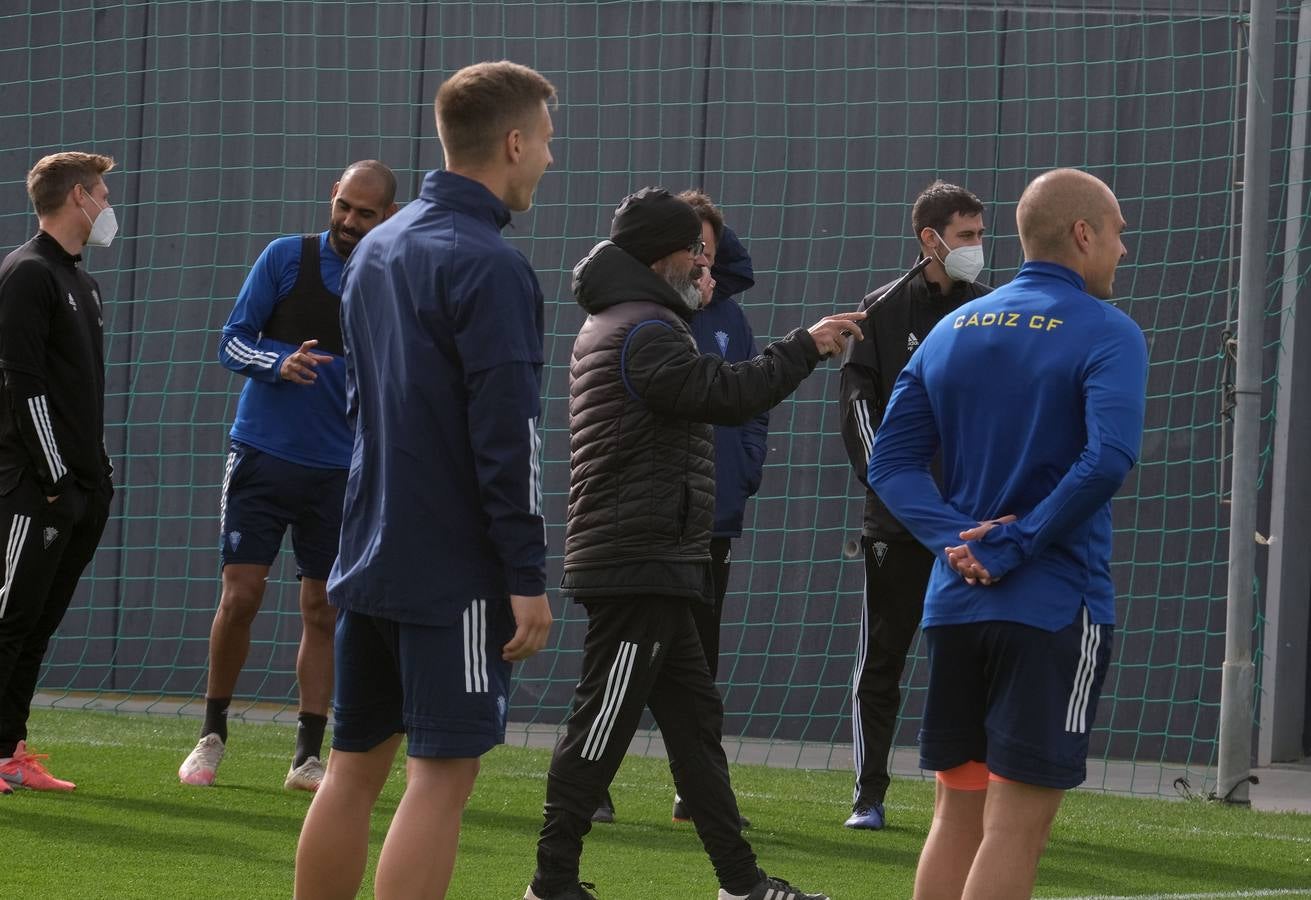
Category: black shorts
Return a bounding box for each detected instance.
[918,605,1113,790]
[218,441,346,580]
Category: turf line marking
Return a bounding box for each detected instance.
[65,736,292,762]
[1132,821,1311,845]
[1053,889,1311,899]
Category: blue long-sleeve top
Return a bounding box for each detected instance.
[218,231,351,469]
[328,171,547,626]
[688,226,768,537]
[868,262,1148,631]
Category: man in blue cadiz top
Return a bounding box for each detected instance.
[179,160,398,793]
[869,168,1148,900]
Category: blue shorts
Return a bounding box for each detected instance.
[219,441,346,580]
[331,601,515,758]
[918,605,1113,790]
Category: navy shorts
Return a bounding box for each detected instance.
[219,441,346,580]
[332,600,515,758]
[918,605,1114,790]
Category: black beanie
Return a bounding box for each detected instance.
[609,187,702,266]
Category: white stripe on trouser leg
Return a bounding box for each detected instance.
[218,450,236,536]
[1073,619,1102,733]
[0,514,32,620]
[463,599,488,693]
[1065,607,1100,733]
[581,641,638,762]
[851,568,869,806]
[476,599,487,692]
[463,605,473,693]
[1065,608,1092,732]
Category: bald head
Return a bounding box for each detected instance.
[340,159,397,208]
[1016,168,1127,299]
[1017,169,1116,261]
[328,159,399,257]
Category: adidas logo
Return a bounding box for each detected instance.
[906,332,920,352]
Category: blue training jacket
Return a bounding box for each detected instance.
[328,171,547,627]
[219,231,351,469]
[868,261,1148,632]
[688,226,769,537]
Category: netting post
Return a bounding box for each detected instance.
[1218,0,1278,806]
[1259,0,1311,768]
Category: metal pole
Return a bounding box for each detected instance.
[1258,0,1311,767]
[1218,0,1278,805]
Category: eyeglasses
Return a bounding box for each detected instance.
[687,238,706,257]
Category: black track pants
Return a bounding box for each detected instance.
[688,536,732,680]
[850,536,933,808]
[0,474,110,750]
[534,595,758,895]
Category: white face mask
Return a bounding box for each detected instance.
[81,193,119,248]
[932,229,984,284]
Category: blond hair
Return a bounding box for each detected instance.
[435,61,556,166]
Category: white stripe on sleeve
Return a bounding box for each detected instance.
[528,416,543,516]
[853,399,877,468]
[27,396,67,482]
[225,336,278,369]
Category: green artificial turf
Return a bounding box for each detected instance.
[4,709,1310,899]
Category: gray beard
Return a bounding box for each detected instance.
[655,261,702,311]
[674,281,701,311]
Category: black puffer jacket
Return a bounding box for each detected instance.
[561,241,820,603]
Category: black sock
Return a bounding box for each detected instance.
[293,712,328,768]
[202,697,231,743]
[0,740,16,759]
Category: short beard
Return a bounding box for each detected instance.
[653,259,703,312]
[328,222,363,257]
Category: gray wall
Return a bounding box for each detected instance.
[2,0,1305,771]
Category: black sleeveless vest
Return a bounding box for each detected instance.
[262,235,344,356]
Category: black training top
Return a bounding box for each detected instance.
[0,231,109,496]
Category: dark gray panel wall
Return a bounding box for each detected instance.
[2,0,1301,768]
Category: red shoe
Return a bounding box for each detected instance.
[0,741,76,791]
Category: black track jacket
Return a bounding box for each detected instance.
[839,268,990,539]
